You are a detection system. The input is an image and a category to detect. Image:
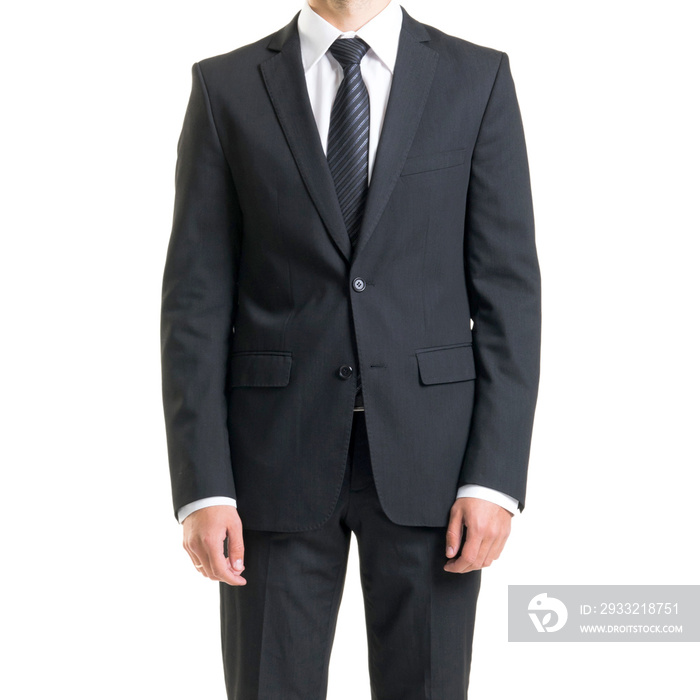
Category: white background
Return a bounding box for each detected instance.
[2,1,698,698]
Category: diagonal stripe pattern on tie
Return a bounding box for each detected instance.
[327,36,371,248]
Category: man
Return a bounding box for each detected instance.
[161,0,540,697]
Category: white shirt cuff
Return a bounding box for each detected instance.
[177,496,238,524]
[456,484,518,515]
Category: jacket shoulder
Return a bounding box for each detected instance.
[417,20,506,73]
[194,30,278,84]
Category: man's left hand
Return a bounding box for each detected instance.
[443,497,513,573]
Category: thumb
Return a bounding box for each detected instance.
[445,508,464,558]
[226,527,245,572]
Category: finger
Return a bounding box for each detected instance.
[484,533,509,566]
[191,554,208,576]
[187,533,221,581]
[183,541,208,576]
[460,534,493,572]
[445,525,484,573]
[479,536,504,569]
[192,543,217,580]
[203,535,247,586]
[446,521,499,572]
[463,524,510,571]
[226,528,245,574]
[445,509,464,559]
[483,519,512,565]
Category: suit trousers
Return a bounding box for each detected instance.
[219,410,482,699]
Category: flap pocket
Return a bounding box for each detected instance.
[415,343,475,385]
[229,351,292,388]
[400,148,467,176]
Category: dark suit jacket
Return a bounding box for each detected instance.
[161,6,541,531]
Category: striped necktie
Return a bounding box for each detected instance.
[326,36,371,248]
[327,37,370,410]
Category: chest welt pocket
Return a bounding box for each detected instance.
[228,351,292,388]
[415,343,475,385]
[400,148,467,177]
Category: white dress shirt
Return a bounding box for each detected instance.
[177,0,519,524]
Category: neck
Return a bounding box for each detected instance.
[307,0,391,32]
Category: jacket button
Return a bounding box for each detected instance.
[338,365,354,379]
[352,277,366,292]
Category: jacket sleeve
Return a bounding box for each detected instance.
[160,62,242,521]
[459,52,541,512]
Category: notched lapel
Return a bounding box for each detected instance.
[352,9,438,261]
[261,12,353,263]
[260,8,438,265]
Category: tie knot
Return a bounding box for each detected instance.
[329,36,370,70]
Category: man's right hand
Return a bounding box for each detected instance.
[182,505,247,586]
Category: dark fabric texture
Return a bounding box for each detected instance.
[161,6,541,530]
[219,411,481,700]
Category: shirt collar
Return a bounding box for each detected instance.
[297,0,403,74]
